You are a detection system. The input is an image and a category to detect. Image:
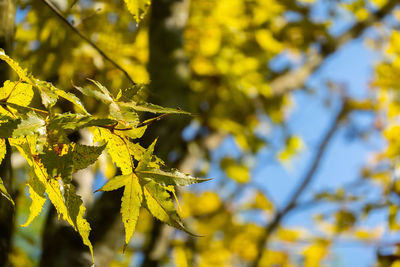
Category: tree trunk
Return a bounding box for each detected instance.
[0,1,16,266]
[141,0,191,266]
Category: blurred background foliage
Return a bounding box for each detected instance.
[3,0,400,266]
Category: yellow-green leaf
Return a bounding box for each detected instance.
[136,139,157,172]
[96,174,129,192]
[137,168,210,186]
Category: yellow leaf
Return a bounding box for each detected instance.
[121,173,143,244]
[0,138,6,165]
[93,128,133,175]
[0,177,14,205]
[0,81,33,116]
[173,245,190,267]
[123,0,151,23]
[303,240,330,267]
[96,174,129,192]
[21,174,46,227]
[220,157,250,183]
[255,29,283,54]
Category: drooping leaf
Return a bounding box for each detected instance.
[64,184,94,262]
[137,168,210,186]
[143,181,196,235]
[11,137,93,258]
[22,173,46,227]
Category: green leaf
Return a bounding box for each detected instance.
[109,102,140,126]
[116,84,146,102]
[123,0,151,23]
[87,79,114,101]
[48,113,115,132]
[71,143,106,171]
[13,136,94,260]
[0,117,20,138]
[39,146,73,182]
[74,81,113,104]
[137,168,210,186]
[118,101,191,115]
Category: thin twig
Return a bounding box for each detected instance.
[41,0,136,85]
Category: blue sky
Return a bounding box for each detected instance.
[206,29,386,267]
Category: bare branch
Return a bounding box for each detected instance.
[251,103,345,267]
[41,0,136,85]
[270,0,398,97]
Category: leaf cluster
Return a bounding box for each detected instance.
[0,49,207,263]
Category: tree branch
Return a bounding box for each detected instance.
[269,0,398,97]
[41,0,136,85]
[251,102,346,267]
[251,98,377,266]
